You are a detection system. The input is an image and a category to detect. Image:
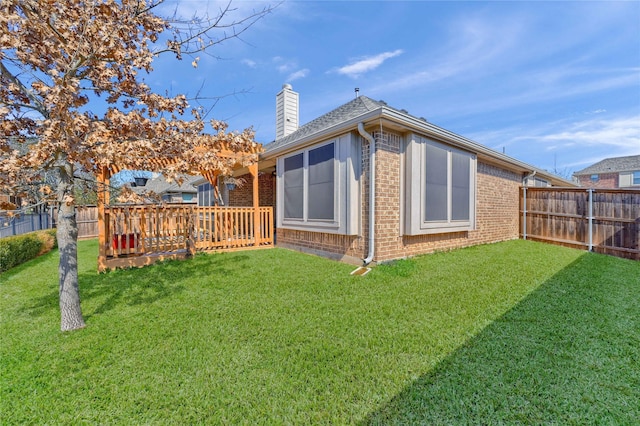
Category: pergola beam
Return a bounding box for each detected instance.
[95,141,263,272]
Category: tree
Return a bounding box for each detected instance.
[0,0,272,331]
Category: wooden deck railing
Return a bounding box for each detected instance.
[192,206,274,250]
[104,205,273,262]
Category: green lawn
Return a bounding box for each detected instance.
[1,239,638,424]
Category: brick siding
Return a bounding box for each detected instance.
[228,172,275,207]
[394,162,520,261]
[269,128,523,264]
[576,173,618,189]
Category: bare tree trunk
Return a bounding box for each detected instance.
[57,161,85,331]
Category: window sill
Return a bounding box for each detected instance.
[405,223,475,236]
[279,221,355,235]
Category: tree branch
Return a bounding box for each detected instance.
[0,61,49,117]
[155,1,279,57]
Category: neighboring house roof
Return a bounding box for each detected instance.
[131,174,199,196]
[573,155,640,176]
[262,95,575,187]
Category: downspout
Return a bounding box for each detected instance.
[522,171,536,240]
[358,122,375,265]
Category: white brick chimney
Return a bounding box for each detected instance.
[276,83,299,139]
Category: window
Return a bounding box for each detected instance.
[405,135,476,235]
[591,174,599,182]
[198,183,215,206]
[534,177,548,187]
[308,143,335,220]
[283,142,336,222]
[283,154,303,219]
[277,133,360,235]
[525,177,548,187]
[633,171,640,185]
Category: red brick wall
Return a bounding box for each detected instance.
[228,173,275,207]
[576,173,618,189]
[276,229,363,262]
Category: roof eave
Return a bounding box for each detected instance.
[374,108,576,187]
[261,105,576,187]
[261,109,384,160]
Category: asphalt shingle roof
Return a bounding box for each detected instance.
[573,155,640,175]
[260,92,575,186]
[131,174,199,195]
[263,96,386,153]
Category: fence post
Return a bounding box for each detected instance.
[522,186,528,240]
[587,188,593,252]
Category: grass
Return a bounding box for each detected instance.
[1,239,638,424]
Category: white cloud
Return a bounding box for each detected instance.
[475,115,640,151]
[335,49,404,78]
[287,69,309,82]
[467,114,640,172]
[277,63,294,73]
[537,116,640,150]
[273,57,300,74]
[272,56,309,81]
[242,59,257,68]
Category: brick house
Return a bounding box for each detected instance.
[130,174,199,204]
[573,155,640,189]
[210,85,574,264]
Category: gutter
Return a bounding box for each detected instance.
[358,122,376,265]
[262,106,574,187]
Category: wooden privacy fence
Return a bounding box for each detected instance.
[521,187,639,260]
[102,205,273,270]
[49,206,99,239]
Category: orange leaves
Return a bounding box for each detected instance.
[1,0,263,205]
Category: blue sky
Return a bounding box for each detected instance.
[151,0,640,177]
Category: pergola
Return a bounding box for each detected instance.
[96,142,272,271]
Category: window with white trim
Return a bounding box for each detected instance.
[282,142,335,222]
[198,182,215,206]
[277,133,360,235]
[405,135,476,235]
[633,171,640,185]
[283,153,304,219]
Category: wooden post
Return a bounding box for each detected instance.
[186,205,196,257]
[97,166,110,272]
[249,163,260,246]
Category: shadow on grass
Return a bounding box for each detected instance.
[19,251,252,321]
[362,253,640,425]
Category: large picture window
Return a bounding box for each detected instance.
[283,153,303,219]
[406,135,476,235]
[308,143,335,220]
[277,133,361,235]
[282,142,336,222]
